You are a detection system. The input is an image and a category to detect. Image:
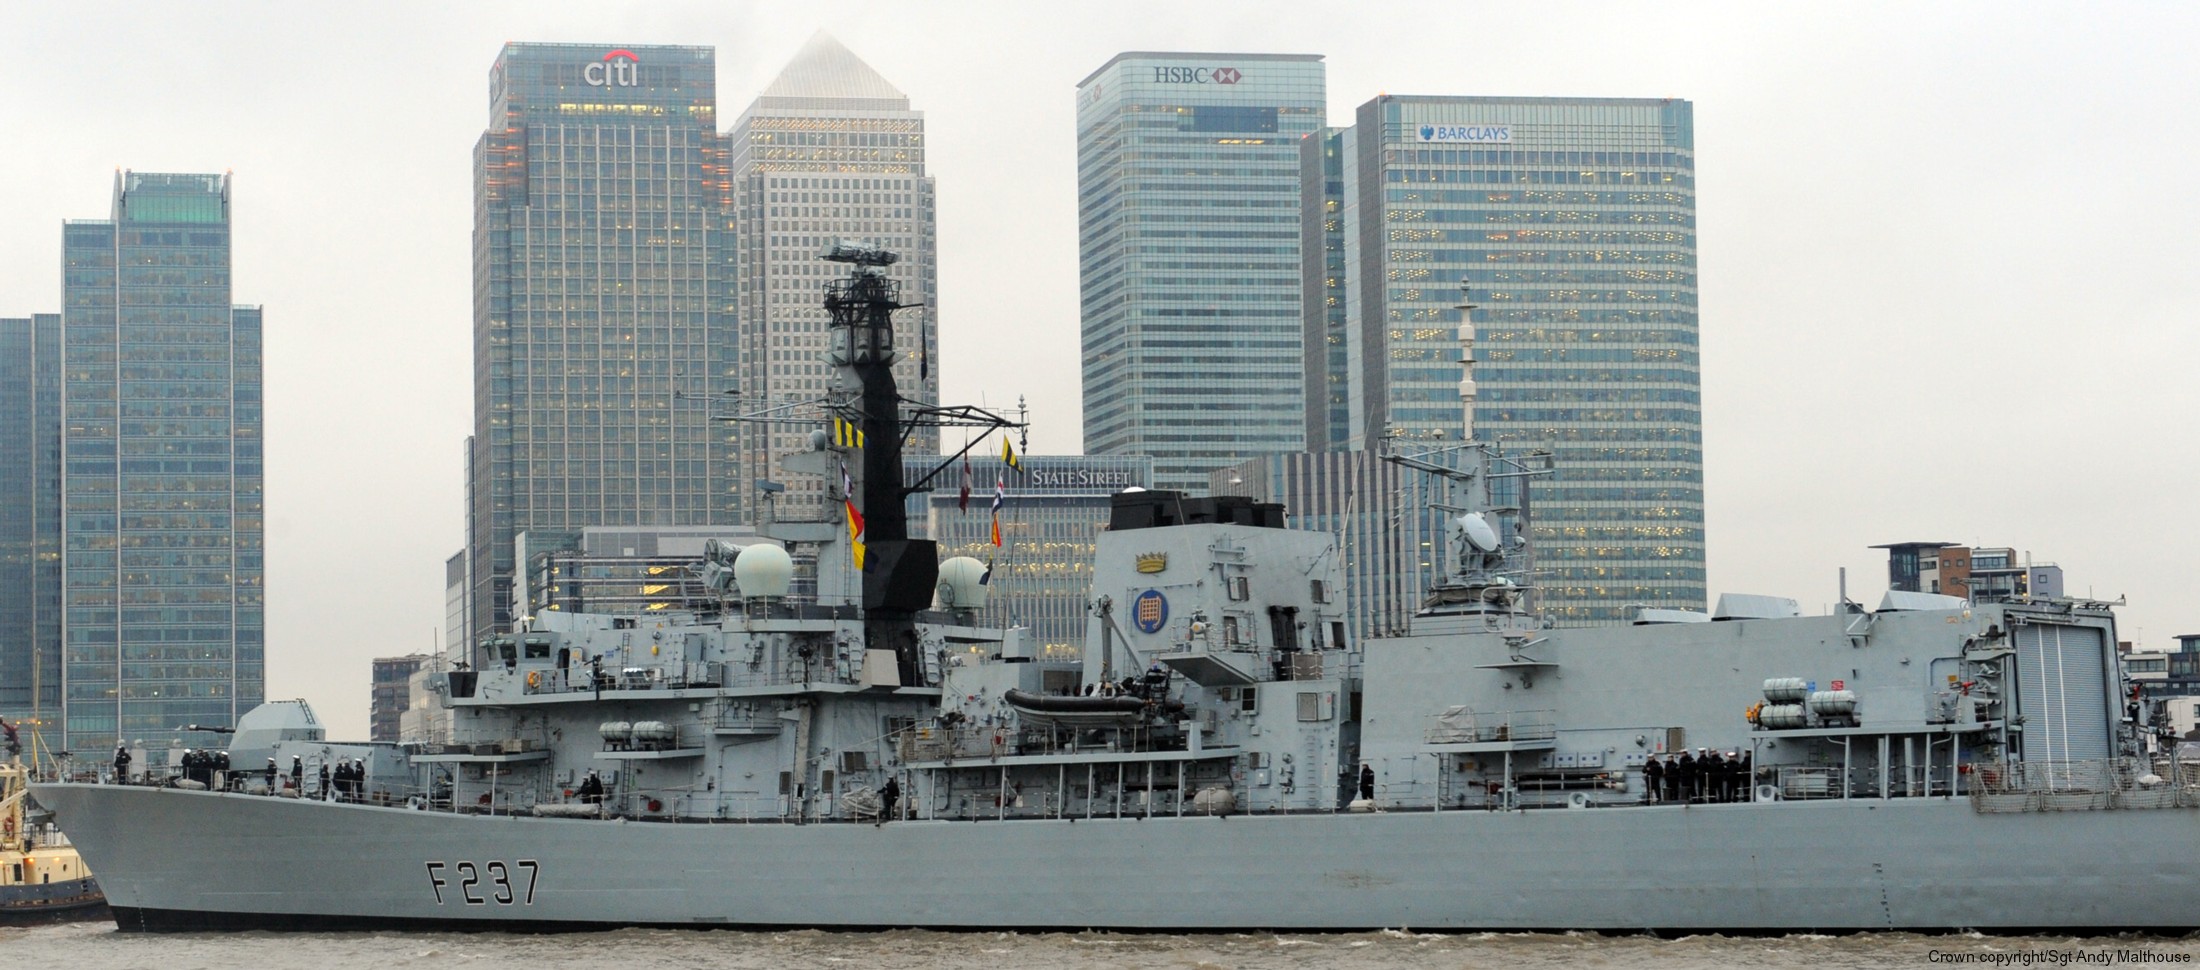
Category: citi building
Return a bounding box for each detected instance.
[467,44,738,646]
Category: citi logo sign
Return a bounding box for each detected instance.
[1152,66,1241,84]
[584,49,640,87]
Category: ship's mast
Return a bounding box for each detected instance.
[823,243,914,545]
[1384,439,1549,622]
[724,242,1025,681]
[819,243,932,683]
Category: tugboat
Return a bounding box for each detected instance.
[0,726,105,924]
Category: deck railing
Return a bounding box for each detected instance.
[515,658,868,697]
[1968,757,2200,812]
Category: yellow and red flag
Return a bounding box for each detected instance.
[841,462,867,570]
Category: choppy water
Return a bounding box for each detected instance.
[7,921,2200,970]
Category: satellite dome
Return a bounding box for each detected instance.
[1455,512,1500,552]
[1120,486,1148,494]
[733,543,794,599]
[935,556,989,610]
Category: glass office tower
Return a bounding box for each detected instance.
[467,44,739,648]
[0,314,60,725]
[730,32,938,521]
[1076,53,1326,493]
[58,172,265,750]
[1300,129,1351,451]
[1323,95,1704,624]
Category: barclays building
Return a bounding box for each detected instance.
[1317,95,1705,624]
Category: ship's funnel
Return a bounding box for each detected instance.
[734,543,794,599]
[936,556,989,611]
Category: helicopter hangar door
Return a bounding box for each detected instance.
[2011,622,2113,764]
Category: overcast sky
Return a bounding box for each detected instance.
[4,2,2196,739]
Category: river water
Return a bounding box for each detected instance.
[7,921,2199,970]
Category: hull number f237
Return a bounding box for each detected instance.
[425,860,540,906]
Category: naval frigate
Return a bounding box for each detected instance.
[34,243,2200,934]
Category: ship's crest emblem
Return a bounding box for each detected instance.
[1133,589,1169,634]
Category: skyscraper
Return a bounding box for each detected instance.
[369,654,428,743]
[1300,128,1351,452]
[1076,53,1326,493]
[0,314,60,725]
[729,32,937,518]
[56,172,265,750]
[1318,95,1704,624]
[467,44,739,647]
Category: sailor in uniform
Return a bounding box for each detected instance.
[1359,764,1376,802]
[114,744,132,784]
[879,776,900,825]
[1676,749,1697,802]
[1702,749,1726,802]
[1643,753,1665,803]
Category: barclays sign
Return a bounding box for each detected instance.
[1417,124,1512,144]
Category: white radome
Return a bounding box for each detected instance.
[733,543,794,599]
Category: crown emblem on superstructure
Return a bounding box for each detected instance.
[1135,552,1168,574]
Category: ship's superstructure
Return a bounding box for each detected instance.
[31,247,2200,934]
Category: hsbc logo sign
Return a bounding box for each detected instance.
[1152,66,1241,84]
[584,49,640,87]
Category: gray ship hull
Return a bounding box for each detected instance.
[34,783,2200,933]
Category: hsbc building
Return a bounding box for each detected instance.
[1074,52,1327,494]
